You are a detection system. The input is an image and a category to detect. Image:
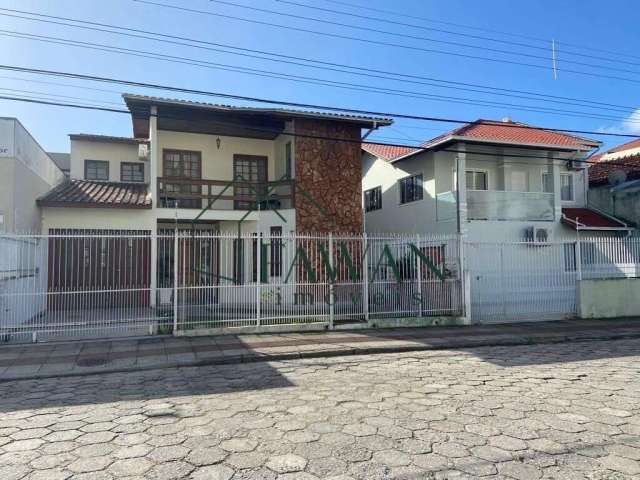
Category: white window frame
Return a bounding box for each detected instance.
[465,169,489,191]
[560,172,575,202]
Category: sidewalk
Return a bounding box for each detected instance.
[1,318,639,381]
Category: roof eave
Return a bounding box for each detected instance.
[123,94,393,127]
[427,136,598,152]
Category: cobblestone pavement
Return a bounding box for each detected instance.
[1,338,640,480]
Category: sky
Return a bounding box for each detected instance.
[0,0,638,153]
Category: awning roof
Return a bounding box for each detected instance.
[37,180,152,209]
[561,207,631,231]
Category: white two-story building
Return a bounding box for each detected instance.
[362,119,631,241]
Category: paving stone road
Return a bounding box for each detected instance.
[1,338,640,479]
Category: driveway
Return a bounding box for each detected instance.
[1,338,639,479]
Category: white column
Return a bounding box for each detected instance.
[149,105,159,308]
[550,152,562,221]
[455,144,467,236]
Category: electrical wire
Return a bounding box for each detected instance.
[2,91,637,171]
[136,0,640,85]
[0,63,638,140]
[203,0,640,76]
[1,28,639,126]
[276,0,640,69]
[319,0,640,62]
[0,7,636,114]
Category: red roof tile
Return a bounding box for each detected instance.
[362,143,422,162]
[589,153,640,186]
[37,179,151,209]
[561,208,629,230]
[609,138,640,153]
[422,119,599,150]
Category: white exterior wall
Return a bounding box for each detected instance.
[362,143,590,241]
[70,139,145,182]
[362,151,457,235]
[0,118,65,233]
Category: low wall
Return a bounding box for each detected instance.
[578,278,640,319]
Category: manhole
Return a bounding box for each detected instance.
[76,356,110,367]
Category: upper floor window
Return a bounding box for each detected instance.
[120,162,144,183]
[84,160,109,181]
[466,170,488,190]
[364,186,382,212]
[399,174,423,204]
[560,173,574,201]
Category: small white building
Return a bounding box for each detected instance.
[362,119,631,241]
[0,117,65,233]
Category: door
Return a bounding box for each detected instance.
[233,155,268,210]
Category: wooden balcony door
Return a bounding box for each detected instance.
[163,150,202,209]
[233,154,267,210]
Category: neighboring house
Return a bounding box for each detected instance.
[588,139,640,227]
[362,119,631,241]
[36,94,392,308]
[47,152,71,177]
[0,117,65,232]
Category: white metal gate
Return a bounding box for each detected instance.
[466,236,640,323]
[0,232,463,343]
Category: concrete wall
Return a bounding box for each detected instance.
[588,186,639,227]
[578,278,640,318]
[362,150,458,235]
[70,139,145,183]
[0,118,65,232]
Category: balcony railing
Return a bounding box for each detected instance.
[467,190,554,221]
[157,177,295,210]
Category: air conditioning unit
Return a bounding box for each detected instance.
[524,226,550,244]
[138,143,149,161]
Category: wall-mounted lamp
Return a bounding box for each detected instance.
[216,137,221,149]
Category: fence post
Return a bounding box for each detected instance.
[328,232,334,330]
[173,231,179,335]
[362,232,370,325]
[575,234,582,281]
[415,234,423,317]
[256,232,261,327]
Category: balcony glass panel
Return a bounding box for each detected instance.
[467,190,554,221]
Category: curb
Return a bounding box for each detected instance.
[3,330,640,383]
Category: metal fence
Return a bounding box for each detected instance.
[0,232,463,343]
[466,235,640,323]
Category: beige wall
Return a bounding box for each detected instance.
[70,140,145,183]
[41,207,156,232]
[158,130,278,181]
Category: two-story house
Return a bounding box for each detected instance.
[36,94,392,311]
[362,119,631,241]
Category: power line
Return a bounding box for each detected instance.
[203,0,640,76]
[319,0,640,62]
[276,0,640,69]
[1,91,637,171]
[1,6,636,114]
[1,63,639,140]
[136,0,640,85]
[2,28,639,126]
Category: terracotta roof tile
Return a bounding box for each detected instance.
[361,143,422,162]
[561,207,629,230]
[421,119,599,150]
[37,179,151,209]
